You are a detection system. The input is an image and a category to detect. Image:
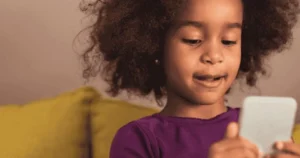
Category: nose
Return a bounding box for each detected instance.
[200,41,224,65]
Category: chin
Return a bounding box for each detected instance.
[187,92,224,106]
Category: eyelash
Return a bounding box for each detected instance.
[182,39,202,45]
[222,40,237,46]
[182,39,237,46]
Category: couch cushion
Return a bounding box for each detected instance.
[0,87,100,158]
[91,97,159,158]
[293,124,300,144]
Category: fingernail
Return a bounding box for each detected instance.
[276,142,284,149]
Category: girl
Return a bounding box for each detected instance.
[80,0,299,157]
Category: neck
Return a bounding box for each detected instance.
[160,93,227,119]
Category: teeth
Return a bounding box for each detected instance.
[198,77,222,81]
[195,75,225,81]
[201,78,215,81]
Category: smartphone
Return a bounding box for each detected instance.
[239,96,297,155]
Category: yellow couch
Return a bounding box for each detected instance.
[0,87,299,158]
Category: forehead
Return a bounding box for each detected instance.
[176,0,243,24]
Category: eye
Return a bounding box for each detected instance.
[222,40,237,46]
[182,39,202,45]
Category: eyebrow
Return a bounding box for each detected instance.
[225,22,242,29]
[175,21,204,30]
[174,20,242,30]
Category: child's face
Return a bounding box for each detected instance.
[164,0,243,105]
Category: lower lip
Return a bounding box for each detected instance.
[193,77,224,89]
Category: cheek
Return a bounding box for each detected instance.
[227,49,241,74]
[164,42,197,77]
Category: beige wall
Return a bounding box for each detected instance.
[0,0,300,121]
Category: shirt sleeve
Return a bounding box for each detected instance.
[109,122,155,158]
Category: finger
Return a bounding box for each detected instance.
[226,146,258,158]
[268,152,299,158]
[224,122,239,138]
[275,142,300,155]
[235,137,261,157]
[215,137,261,157]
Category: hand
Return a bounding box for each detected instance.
[266,141,300,158]
[208,122,261,158]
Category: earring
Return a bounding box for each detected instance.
[154,59,160,65]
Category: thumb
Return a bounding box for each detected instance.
[224,122,239,138]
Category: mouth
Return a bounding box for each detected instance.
[193,73,228,81]
[193,73,228,88]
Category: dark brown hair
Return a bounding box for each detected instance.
[79,0,299,101]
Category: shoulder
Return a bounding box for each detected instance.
[227,106,241,122]
[114,114,164,137]
[110,115,162,158]
[232,107,241,114]
[112,117,157,142]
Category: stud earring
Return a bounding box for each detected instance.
[154,59,160,65]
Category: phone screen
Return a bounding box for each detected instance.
[239,96,297,154]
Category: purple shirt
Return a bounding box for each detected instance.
[110,107,240,158]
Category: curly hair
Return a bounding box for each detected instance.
[79,0,299,101]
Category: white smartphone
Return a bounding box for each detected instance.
[239,96,297,155]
